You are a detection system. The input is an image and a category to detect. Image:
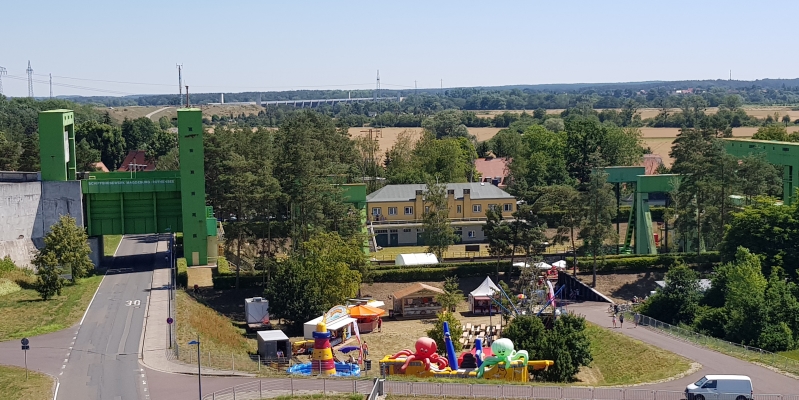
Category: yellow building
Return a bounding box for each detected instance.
[365,183,517,247]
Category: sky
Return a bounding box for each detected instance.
[2,0,799,98]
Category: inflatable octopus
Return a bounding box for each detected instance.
[391,337,449,372]
[476,338,528,378]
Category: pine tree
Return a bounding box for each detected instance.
[579,156,617,287]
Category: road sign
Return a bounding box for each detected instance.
[167,317,173,324]
[20,338,29,346]
[21,345,29,350]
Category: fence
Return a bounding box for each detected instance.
[632,313,799,377]
[200,378,799,400]
[166,342,292,375]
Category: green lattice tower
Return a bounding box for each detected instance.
[178,108,210,266]
[39,110,76,181]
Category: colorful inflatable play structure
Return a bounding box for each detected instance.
[287,306,362,377]
[379,323,553,382]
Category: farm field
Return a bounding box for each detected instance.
[474,106,799,120]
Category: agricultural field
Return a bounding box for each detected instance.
[97,104,264,123]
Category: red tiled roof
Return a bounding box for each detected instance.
[117,150,156,172]
[92,161,109,172]
[474,157,510,187]
[641,154,663,175]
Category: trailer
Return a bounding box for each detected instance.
[245,297,271,331]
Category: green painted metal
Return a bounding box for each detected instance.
[723,138,799,205]
[177,108,209,266]
[39,110,76,181]
[604,166,645,183]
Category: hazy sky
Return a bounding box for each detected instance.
[3,0,798,97]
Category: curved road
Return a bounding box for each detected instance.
[145,107,173,120]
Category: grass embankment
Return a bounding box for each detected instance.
[176,291,260,372]
[103,235,123,257]
[779,349,799,361]
[580,323,691,386]
[0,270,103,341]
[0,365,53,400]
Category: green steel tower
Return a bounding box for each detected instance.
[178,108,211,266]
[39,110,76,181]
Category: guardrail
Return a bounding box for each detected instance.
[200,378,799,400]
[632,313,799,377]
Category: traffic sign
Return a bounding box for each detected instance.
[21,345,29,350]
[20,338,28,346]
[167,317,173,324]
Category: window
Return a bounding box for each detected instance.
[188,127,193,132]
[488,204,497,211]
[189,148,194,152]
[425,206,430,214]
[388,207,397,215]
[403,228,411,233]
[375,229,388,234]
[504,203,513,212]
[468,231,476,238]
[473,204,482,213]
[389,229,398,233]
[457,205,462,213]
[702,381,717,389]
[192,213,196,217]
[454,227,463,232]
[372,207,382,216]
[404,206,413,215]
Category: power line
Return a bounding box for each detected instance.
[4,75,135,95]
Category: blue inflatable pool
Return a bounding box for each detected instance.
[287,361,361,377]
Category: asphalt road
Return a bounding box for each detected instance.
[57,234,157,400]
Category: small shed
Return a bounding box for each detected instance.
[391,283,444,318]
[395,253,438,266]
[469,276,500,314]
[257,330,290,359]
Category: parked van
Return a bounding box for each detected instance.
[686,375,753,400]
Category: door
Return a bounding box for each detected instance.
[390,233,399,246]
[701,380,719,400]
[416,233,425,246]
[376,234,388,248]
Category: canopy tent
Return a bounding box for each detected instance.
[552,260,567,269]
[534,262,553,270]
[512,262,529,268]
[395,253,439,266]
[348,304,386,318]
[469,276,501,314]
[303,315,358,340]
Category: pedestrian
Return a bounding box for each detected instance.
[362,341,369,356]
[619,313,624,329]
[377,317,382,333]
[634,312,640,328]
[613,304,619,315]
[348,353,355,364]
[612,314,617,328]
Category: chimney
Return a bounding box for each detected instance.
[462,188,471,216]
[415,189,424,220]
[447,189,455,218]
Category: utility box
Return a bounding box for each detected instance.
[245,297,270,331]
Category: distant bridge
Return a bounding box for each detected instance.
[208,96,403,108]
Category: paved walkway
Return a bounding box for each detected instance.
[140,240,252,377]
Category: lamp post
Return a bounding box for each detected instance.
[189,337,202,399]
[165,227,174,348]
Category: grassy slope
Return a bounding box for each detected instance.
[581,323,690,386]
[0,275,103,341]
[779,349,799,361]
[103,235,123,257]
[0,365,53,400]
[176,291,258,370]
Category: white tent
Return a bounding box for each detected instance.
[468,276,500,313]
[534,262,553,270]
[395,253,438,266]
[512,262,529,268]
[552,260,567,269]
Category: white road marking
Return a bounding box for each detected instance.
[80,272,106,326]
[59,372,63,375]
[63,359,68,363]
[61,365,66,369]
[54,380,60,400]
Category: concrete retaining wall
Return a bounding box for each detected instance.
[0,181,85,269]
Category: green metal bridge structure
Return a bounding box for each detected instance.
[609,138,799,255]
[38,108,369,265]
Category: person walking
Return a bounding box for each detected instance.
[377,317,382,333]
[619,313,625,329]
[634,312,640,328]
[612,313,617,328]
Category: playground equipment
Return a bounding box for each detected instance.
[379,336,553,382]
[288,306,362,377]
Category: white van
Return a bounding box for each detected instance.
[686,375,753,400]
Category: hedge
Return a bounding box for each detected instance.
[540,206,666,226]
[569,252,720,272]
[217,256,231,274]
[213,274,264,290]
[372,261,511,282]
[177,258,188,287]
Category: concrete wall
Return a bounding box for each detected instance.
[0,181,84,269]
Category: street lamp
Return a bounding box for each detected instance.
[189,337,202,399]
[165,227,174,348]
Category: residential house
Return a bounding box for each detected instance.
[117,150,156,172]
[474,156,510,188]
[365,182,516,247]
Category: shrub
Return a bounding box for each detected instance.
[177,258,188,287]
[0,278,21,297]
[217,257,231,274]
[212,274,263,290]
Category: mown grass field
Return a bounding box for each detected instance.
[778,349,799,361]
[0,365,53,400]
[0,273,103,342]
[103,235,123,257]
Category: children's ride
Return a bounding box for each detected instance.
[476,338,529,378]
[380,336,552,382]
[288,306,362,377]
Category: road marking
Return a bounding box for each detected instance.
[63,359,68,363]
[53,379,60,400]
[61,365,66,369]
[59,372,63,375]
[80,270,107,326]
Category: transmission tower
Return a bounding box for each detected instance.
[0,67,6,96]
[26,61,34,98]
[49,73,53,98]
[375,70,380,101]
[176,64,183,106]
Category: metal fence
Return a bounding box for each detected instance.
[201,378,799,400]
[634,314,799,377]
